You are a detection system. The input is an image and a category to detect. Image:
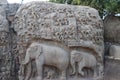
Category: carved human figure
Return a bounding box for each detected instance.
[22,42,69,80]
[70,50,97,77]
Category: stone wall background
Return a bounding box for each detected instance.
[104,16,120,80]
[0,2,19,80]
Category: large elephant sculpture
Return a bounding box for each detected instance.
[22,42,69,80]
[70,50,97,77]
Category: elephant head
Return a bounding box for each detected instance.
[22,43,43,65]
[70,50,83,75]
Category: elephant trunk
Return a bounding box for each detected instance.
[22,52,30,65]
[70,58,76,75]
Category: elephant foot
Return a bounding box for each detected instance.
[71,71,75,75]
[79,71,84,76]
[60,76,66,80]
[93,74,97,78]
[18,76,24,80]
[37,76,42,80]
[46,75,51,79]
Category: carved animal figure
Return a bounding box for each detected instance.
[22,42,69,80]
[70,50,97,77]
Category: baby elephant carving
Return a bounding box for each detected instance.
[22,42,69,80]
[70,50,97,77]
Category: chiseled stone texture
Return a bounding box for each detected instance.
[0,6,10,80]
[0,3,19,80]
[14,2,104,80]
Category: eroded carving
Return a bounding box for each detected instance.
[21,42,69,80]
[14,2,104,80]
[70,50,97,77]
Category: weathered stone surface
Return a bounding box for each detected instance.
[0,7,6,17]
[6,3,20,22]
[104,59,120,80]
[0,0,8,4]
[0,7,8,32]
[14,2,104,80]
[0,3,20,80]
[109,45,120,58]
[104,16,120,43]
[0,6,10,80]
[104,15,120,80]
[6,3,20,16]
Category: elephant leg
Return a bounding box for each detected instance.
[93,67,97,78]
[78,62,84,76]
[35,58,43,80]
[25,62,32,80]
[60,70,66,80]
[70,60,76,75]
[22,53,30,65]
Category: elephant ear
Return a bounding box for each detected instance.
[76,52,83,61]
[38,45,43,54]
[72,52,83,61]
[36,45,43,58]
[79,55,83,61]
[28,46,38,53]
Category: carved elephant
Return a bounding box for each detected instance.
[70,50,97,77]
[22,42,69,80]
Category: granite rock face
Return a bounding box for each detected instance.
[104,16,120,43]
[6,3,20,22]
[104,15,120,80]
[0,2,19,80]
[0,6,10,80]
[14,2,104,80]
[104,16,120,58]
[0,0,8,4]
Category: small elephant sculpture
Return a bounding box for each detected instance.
[22,42,69,80]
[70,50,97,77]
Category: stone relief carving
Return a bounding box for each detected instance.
[1,1,120,80]
[70,50,97,77]
[13,2,104,80]
[21,42,69,80]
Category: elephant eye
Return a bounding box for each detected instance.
[27,50,31,53]
[28,48,33,53]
